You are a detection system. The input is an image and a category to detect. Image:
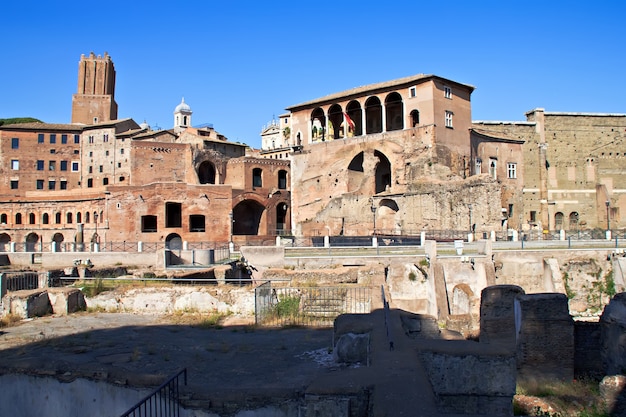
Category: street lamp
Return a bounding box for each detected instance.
[468,204,473,241]
[371,203,377,235]
[605,200,610,231]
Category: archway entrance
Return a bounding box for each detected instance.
[233,200,265,235]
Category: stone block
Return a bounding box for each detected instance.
[47,288,86,315]
[334,333,369,365]
[600,292,626,376]
[420,349,516,415]
[3,289,52,318]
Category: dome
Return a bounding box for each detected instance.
[174,97,192,114]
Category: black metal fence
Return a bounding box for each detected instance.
[255,282,371,327]
[0,271,49,297]
[120,369,187,417]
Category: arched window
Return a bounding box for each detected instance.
[55,212,61,224]
[85,212,90,223]
[310,108,326,142]
[29,213,36,224]
[365,96,382,134]
[385,92,404,131]
[328,104,344,139]
[555,212,564,230]
[410,110,420,127]
[42,213,49,224]
[15,213,22,225]
[569,212,579,229]
[0,214,6,224]
[77,212,82,224]
[346,100,363,136]
[67,212,73,224]
[198,161,216,184]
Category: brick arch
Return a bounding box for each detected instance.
[232,200,265,235]
[451,283,474,315]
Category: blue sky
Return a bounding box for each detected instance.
[2,1,625,149]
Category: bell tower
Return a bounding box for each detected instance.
[71,52,118,124]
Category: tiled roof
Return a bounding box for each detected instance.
[286,74,475,110]
[0,122,84,132]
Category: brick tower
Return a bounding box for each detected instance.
[71,52,118,125]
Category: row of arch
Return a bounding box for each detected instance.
[197,161,289,190]
[1,211,103,226]
[555,212,579,230]
[310,92,420,141]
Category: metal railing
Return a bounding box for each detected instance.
[120,369,187,417]
[255,282,371,327]
[0,271,49,298]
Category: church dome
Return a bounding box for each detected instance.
[174,97,192,113]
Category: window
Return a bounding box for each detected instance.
[475,158,482,175]
[507,163,517,179]
[99,165,103,173]
[508,204,514,218]
[88,166,93,174]
[165,202,182,228]
[11,160,19,170]
[71,162,79,172]
[36,179,44,190]
[555,212,564,230]
[409,86,417,97]
[88,136,94,144]
[61,134,67,144]
[445,111,453,128]
[103,134,109,143]
[278,170,287,189]
[67,212,73,224]
[530,211,537,223]
[42,213,49,224]
[102,178,109,185]
[141,215,158,232]
[117,162,121,168]
[87,178,93,188]
[60,180,67,190]
[15,213,22,224]
[74,134,80,144]
[50,149,55,154]
[38,134,44,144]
[50,134,56,144]
[444,86,452,99]
[29,213,36,224]
[253,168,263,187]
[189,215,206,232]
[48,180,55,190]
[49,161,56,171]
[60,161,68,171]
[89,151,93,157]
[55,212,61,224]
[11,138,19,149]
[105,150,109,156]
[10,180,18,189]
[120,148,124,154]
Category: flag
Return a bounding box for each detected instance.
[344,112,355,130]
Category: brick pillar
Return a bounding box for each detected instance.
[480,285,525,350]
[516,293,574,382]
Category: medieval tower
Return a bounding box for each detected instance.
[71,52,118,125]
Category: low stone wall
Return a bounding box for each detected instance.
[2,288,87,318]
[420,344,516,415]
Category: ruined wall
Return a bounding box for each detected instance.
[291,128,502,236]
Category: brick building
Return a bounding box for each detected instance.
[473,109,626,234]
[0,53,291,252]
[283,74,505,238]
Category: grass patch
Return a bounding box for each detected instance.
[0,314,22,328]
[515,378,609,417]
[165,309,230,328]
